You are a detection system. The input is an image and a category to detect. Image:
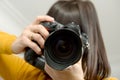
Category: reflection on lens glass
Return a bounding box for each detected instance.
[55,39,72,57]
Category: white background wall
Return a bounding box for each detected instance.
[0,0,119,79]
[92,0,120,78]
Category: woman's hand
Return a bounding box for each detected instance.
[45,59,84,80]
[11,15,54,54]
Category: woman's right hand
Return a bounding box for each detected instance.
[11,15,54,54]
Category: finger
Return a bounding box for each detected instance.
[29,25,49,39]
[31,33,45,49]
[32,15,54,25]
[24,37,42,54]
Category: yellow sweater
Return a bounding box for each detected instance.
[0,31,118,80]
[0,32,50,80]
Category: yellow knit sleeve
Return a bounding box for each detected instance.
[103,77,118,80]
[0,31,51,80]
[0,31,16,54]
[0,53,47,80]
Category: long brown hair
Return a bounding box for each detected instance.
[47,0,111,80]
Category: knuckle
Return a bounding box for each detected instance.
[20,36,27,43]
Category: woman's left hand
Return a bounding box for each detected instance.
[45,59,84,80]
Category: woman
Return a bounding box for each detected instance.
[0,0,118,80]
[46,0,110,80]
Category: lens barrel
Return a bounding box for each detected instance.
[44,29,83,70]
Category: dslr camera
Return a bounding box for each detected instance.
[25,21,89,70]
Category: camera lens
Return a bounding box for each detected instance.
[55,39,72,57]
[53,36,75,60]
[44,29,82,70]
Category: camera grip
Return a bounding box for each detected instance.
[24,48,45,70]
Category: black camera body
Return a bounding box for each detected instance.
[25,21,89,70]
